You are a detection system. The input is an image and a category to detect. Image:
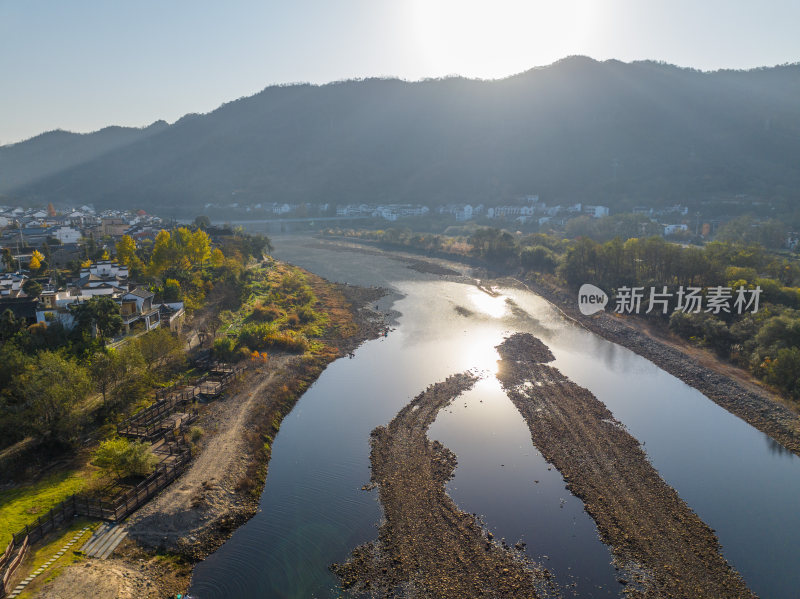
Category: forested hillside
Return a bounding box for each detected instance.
[2,57,799,215]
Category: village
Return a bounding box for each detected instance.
[0,205,187,344]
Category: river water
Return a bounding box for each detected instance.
[190,237,800,599]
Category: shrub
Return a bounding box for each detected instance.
[213,337,236,361]
[251,302,282,322]
[93,437,157,480]
[296,306,316,323]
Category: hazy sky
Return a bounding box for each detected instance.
[2,0,799,145]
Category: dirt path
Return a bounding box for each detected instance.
[31,541,191,599]
[332,372,556,599]
[124,357,292,558]
[495,333,755,599]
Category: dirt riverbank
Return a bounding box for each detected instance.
[496,333,755,599]
[28,275,388,599]
[311,237,800,458]
[518,276,800,457]
[332,372,556,598]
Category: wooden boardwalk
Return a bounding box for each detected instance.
[0,361,246,597]
[118,361,243,441]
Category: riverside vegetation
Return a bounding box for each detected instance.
[1,223,388,598]
[0,227,268,544]
[322,226,800,402]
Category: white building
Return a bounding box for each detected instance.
[584,205,609,218]
[53,226,82,244]
[664,224,688,235]
[1,273,27,296]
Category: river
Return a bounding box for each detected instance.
[189,237,800,598]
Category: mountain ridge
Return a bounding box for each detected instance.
[2,57,799,216]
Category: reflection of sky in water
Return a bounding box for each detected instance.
[191,238,800,599]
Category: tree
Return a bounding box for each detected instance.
[135,328,184,377]
[162,278,182,302]
[22,279,42,298]
[0,309,24,343]
[1,248,14,271]
[90,350,119,405]
[19,351,91,445]
[520,246,557,273]
[93,437,157,479]
[149,230,174,275]
[187,229,211,265]
[210,247,225,267]
[28,249,45,272]
[71,296,123,341]
[194,215,211,229]
[115,235,142,269]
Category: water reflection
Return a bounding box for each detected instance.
[190,237,800,599]
[765,434,793,457]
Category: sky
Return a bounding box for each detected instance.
[1,0,799,145]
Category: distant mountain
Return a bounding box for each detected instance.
[2,57,799,216]
[0,121,168,196]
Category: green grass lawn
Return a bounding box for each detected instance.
[0,470,89,547]
[15,519,96,599]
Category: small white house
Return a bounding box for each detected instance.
[53,226,82,244]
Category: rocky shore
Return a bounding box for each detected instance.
[332,372,556,599]
[496,333,755,599]
[519,276,800,457]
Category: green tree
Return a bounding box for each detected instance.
[2,247,15,271]
[90,350,120,405]
[71,296,123,341]
[135,328,184,377]
[162,279,183,302]
[520,246,557,273]
[0,309,25,343]
[19,351,91,445]
[22,279,42,298]
[764,347,800,399]
[92,437,157,479]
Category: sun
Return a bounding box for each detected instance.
[411,0,599,79]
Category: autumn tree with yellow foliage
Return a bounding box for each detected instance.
[28,249,45,272]
[148,228,213,275]
[115,234,144,271]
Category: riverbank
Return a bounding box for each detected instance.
[27,270,388,599]
[517,275,800,457]
[496,333,754,598]
[332,372,556,599]
[312,237,800,456]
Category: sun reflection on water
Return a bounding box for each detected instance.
[468,288,508,318]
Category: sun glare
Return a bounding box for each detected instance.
[469,288,508,318]
[411,0,598,78]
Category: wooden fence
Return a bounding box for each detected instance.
[0,428,195,597]
[1,361,245,596]
[119,362,243,441]
[0,535,28,598]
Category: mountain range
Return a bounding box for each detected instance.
[2,56,799,217]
